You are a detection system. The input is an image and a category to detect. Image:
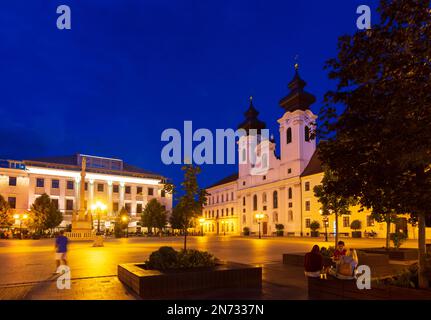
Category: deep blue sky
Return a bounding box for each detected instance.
[0,0,376,190]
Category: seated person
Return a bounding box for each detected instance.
[333,241,347,261]
[304,245,324,278]
[330,249,359,279]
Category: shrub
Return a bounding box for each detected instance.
[320,246,335,258]
[350,220,362,230]
[243,227,250,236]
[309,221,320,231]
[275,224,284,231]
[145,246,218,271]
[390,231,407,249]
[146,246,178,270]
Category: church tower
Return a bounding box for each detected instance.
[237,97,267,181]
[278,66,317,178]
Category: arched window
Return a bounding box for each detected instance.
[288,210,293,222]
[262,192,267,203]
[243,214,246,224]
[288,187,293,199]
[231,208,234,215]
[243,197,246,206]
[253,194,258,211]
[305,126,311,142]
[273,191,278,209]
[286,127,292,144]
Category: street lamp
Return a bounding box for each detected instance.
[319,209,329,242]
[255,213,264,239]
[91,201,107,234]
[13,213,29,239]
[199,218,205,236]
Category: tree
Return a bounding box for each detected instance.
[30,193,61,233]
[168,164,208,250]
[114,207,129,238]
[318,0,431,287]
[0,195,13,229]
[314,169,356,246]
[141,199,167,234]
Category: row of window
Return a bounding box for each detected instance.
[10,176,163,196]
[305,216,375,228]
[204,208,235,219]
[204,223,235,233]
[208,192,235,205]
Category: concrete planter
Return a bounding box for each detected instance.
[118,261,262,299]
[310,231,320,237]
[351,231,362,238]
[359,248,418,261]
[308,276,431,300]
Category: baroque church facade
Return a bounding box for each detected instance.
[202,67,418,239]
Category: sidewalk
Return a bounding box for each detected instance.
[0,263,309,300]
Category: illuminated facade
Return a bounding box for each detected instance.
[203,68,425,239]
[0,154,172,230]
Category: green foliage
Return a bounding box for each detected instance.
[145,246,218,271]
[350,220,362,230]
[141,198,167,234]
[29,194,62,232]
[275,224,284,231]
[114,207,129,238]
[0,195,13,228]
[169,164,208,250]
[383,264,418,289]
[309,221,320,231]
[390,231,408,249]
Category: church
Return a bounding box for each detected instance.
[202,66,418,240]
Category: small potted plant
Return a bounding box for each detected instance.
[350,220,362,238]
[309,221,320,237]
[275,224,284,237]
[243,227,250,236]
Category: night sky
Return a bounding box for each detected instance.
[0,0,377,190]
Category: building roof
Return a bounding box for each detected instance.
[23,154,165,180]
[301,150,323,177]
[206,173,238,189]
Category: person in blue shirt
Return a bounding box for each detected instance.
[55,230,68,272]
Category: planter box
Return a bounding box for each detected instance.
[310,231,320,237]
[283,253,332,267]
[118,261,262,299]
[352,231,362,238]
[359,248,418,261]
[276,231,284,237]
[308,276,431,300]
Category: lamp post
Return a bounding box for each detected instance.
[91,201,107,234]
[221,221,225,236]
[255,213,264,239]
[199,218,205,236]
[13,213,29,239]
[319,209,329,242]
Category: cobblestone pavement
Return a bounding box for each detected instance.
[0,236,420,300]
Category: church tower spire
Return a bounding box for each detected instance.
[277,66,317,178]
[238,96,266,135]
